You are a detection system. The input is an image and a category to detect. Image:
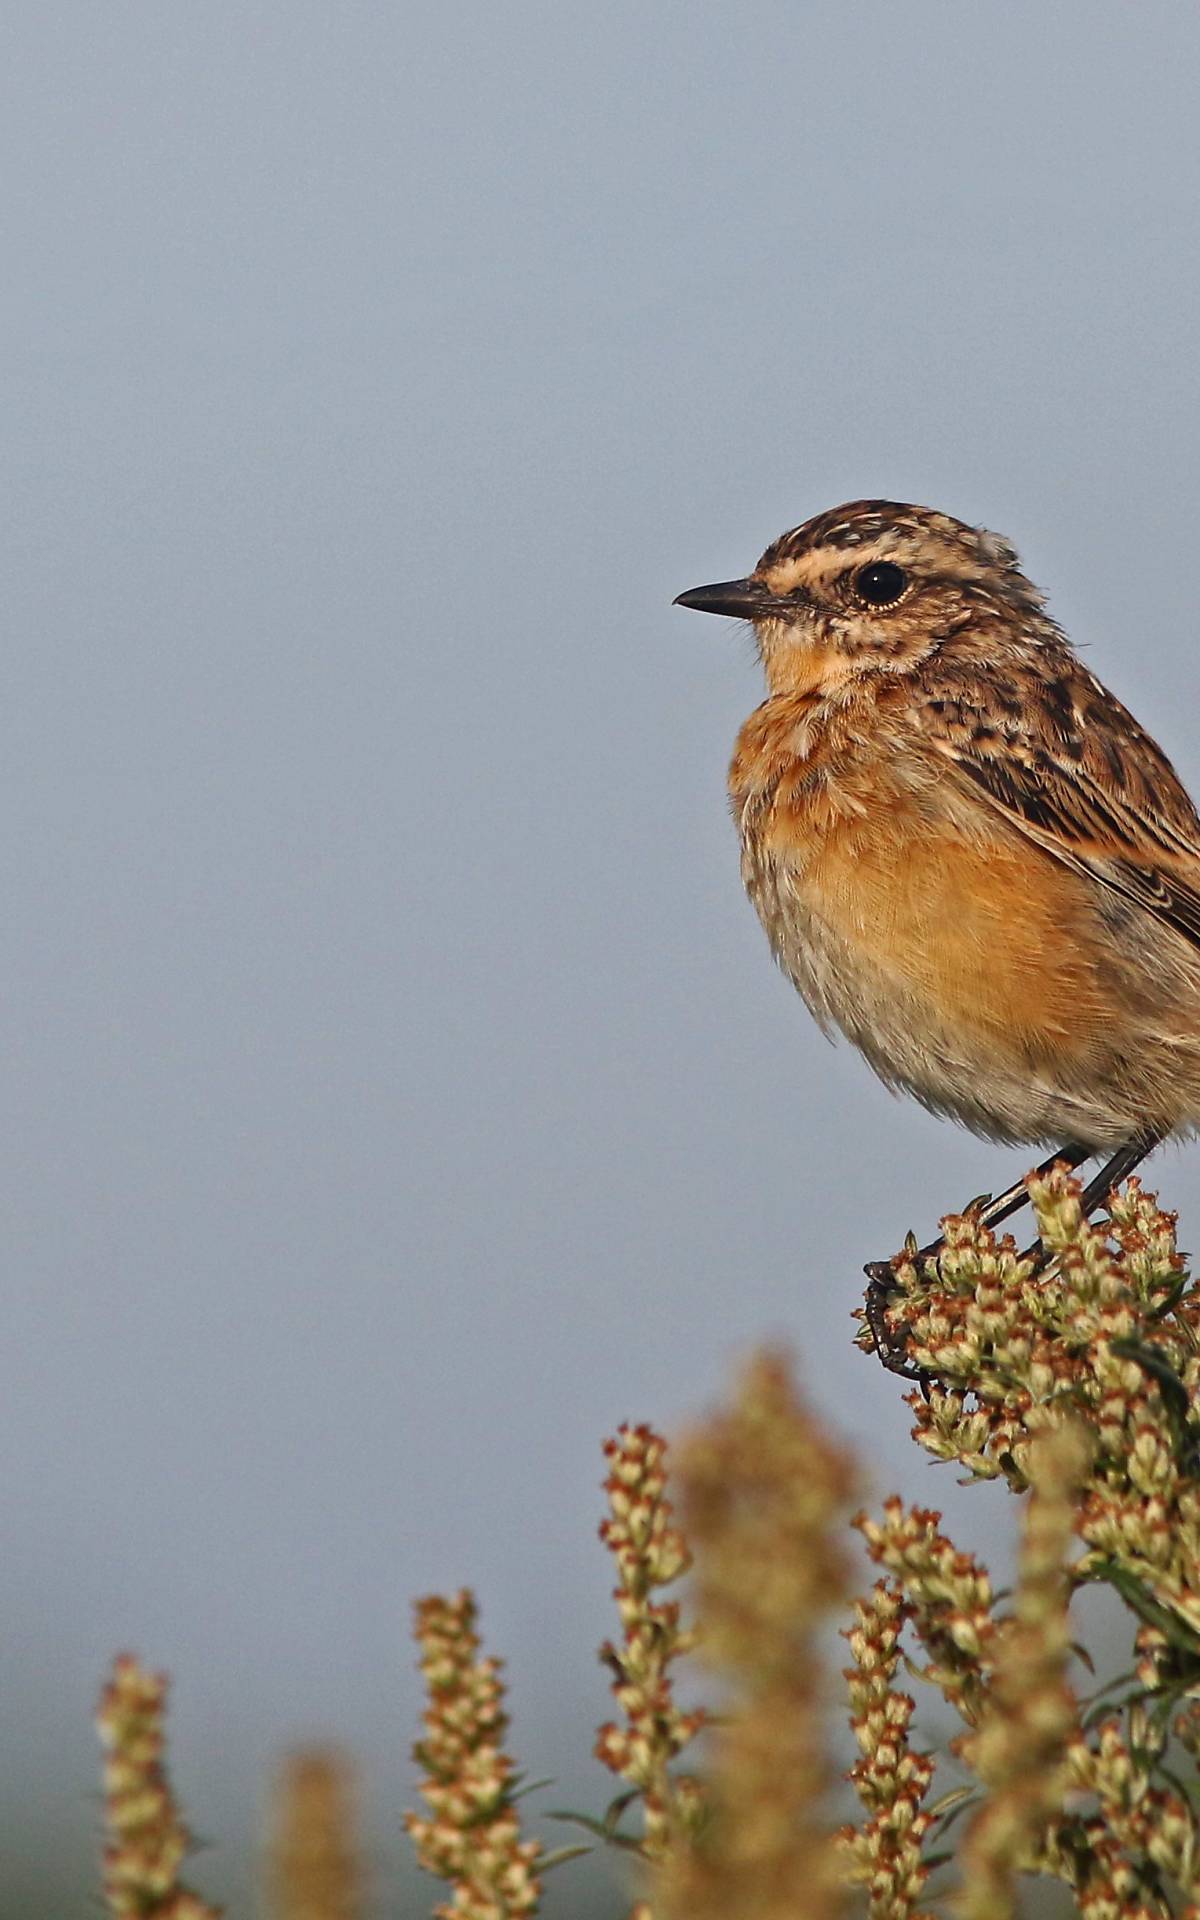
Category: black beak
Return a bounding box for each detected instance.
[673,577,772,620]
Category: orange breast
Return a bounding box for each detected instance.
[731,686,1200,1144]
[773,787,1120,1070]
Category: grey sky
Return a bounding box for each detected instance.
[5,3,1200,1913]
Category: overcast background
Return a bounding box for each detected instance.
[4,3,1200,1914]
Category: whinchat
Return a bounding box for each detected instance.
[676,499,1200,1276]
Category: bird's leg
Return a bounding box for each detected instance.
[863,1140,1092,1291]
[1074,1130,1163,1219]
[863,1275,929,1383]
[970,1141,1096,1234]
[862,1139,1094,1376]
[1019,1129,1165,1268]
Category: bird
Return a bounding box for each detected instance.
[675,500,1200,1344]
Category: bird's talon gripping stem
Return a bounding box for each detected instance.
[861,1134,1164,1379]
[863,1265,927,1382]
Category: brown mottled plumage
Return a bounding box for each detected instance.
[676,501,1200,1201]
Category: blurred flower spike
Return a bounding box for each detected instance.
[95,1653,220,1920]
[268,1748,360,1920]
[405,1588,543,1920]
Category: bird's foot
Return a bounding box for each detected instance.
[862,1262,929,1385]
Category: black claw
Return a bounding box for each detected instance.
[863,1270,927,1383]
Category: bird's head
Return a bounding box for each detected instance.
[675,500,1047,695]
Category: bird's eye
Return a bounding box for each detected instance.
[853,561,909,607]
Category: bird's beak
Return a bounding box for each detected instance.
[673,577,775,620]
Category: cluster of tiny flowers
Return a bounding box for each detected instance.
[594,1423,707,1859]
[1053,1716,1200,1911]
[880,1167,1193,1464]
[855,1167,1200,1914]
[404,1590,542,1920]
[837,1579,936,1920]
[871,1167,1198,1635]
[856,1499,996,1724]
[95,1654,220,1920]
[878,1171,1200,1644]
[268,1749,360,1920]
[653,1352,857,1920]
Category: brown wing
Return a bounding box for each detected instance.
[916,651,1200,951]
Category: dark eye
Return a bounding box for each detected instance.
[853,561,909,607]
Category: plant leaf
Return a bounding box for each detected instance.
[540,1844,593,1873]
